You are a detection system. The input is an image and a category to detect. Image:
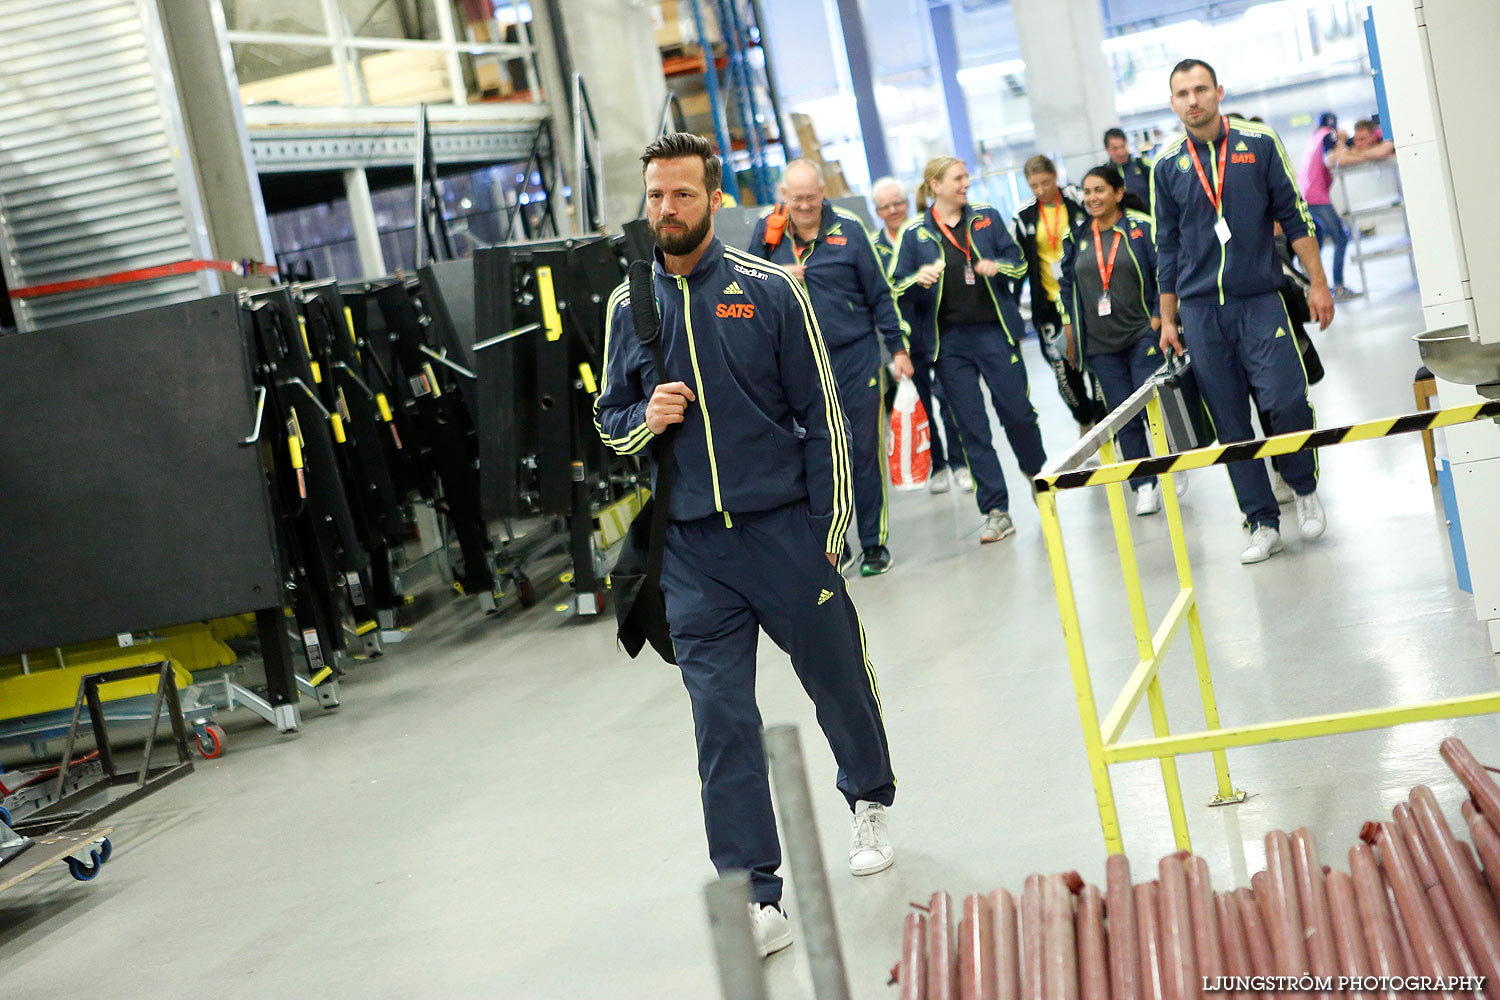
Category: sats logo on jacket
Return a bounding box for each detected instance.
[974,217,992,230]
[1231,152,1256,164]
[826,235,848,245]
[717,302,756,319]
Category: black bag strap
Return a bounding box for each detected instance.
[627,260,676,587]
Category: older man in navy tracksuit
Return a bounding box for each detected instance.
[1153,58,1334,565]
[595,134,895,960]
[749,160,909,575]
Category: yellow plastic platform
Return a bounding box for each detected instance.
[0,619,240,722]
[0,654,193,721]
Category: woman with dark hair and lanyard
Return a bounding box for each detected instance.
[1058,164,1188,516]
[1011,154,1102,434]
[890,156,1048,544]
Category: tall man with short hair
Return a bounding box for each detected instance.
[750,160,912,575]
[871,176,969,494]
[1153,58,1334,565]
[594,133,896,960]
[1104,127,1152,204]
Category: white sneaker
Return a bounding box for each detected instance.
[1295,491,1326,540]
[1240,524,1284,564]
[849,801,894,876]
[954,467,976,492]
[1269,468,1294,505]
[1135,483,1162,516]
[748,903,793,957]
[928,468,952,494]
[980,509,1015,543]
[1172,471,1189,497]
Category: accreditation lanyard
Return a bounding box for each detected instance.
[934,212,976,285]
[793,233,815,266]
[1092,220,1122,317]
[1186,116,1232,244]
[1037,200,1064,255]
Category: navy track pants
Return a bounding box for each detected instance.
[933,322,1048,515]
[909,348,966,474]
[830,343,888,550]
[1179,291,1316,529]
[659,501,896,903]
[1088,332,1165,492]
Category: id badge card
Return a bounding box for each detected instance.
[1050,260,1064,281]
[963,262,976,285]
[1214,216,1232,244]
[1097,294,1112,317]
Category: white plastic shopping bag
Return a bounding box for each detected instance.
[887,378,931,490]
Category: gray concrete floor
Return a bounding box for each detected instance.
[4,259,1498,999]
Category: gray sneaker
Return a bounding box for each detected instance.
[980,509,1015,543]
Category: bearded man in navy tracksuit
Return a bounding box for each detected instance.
[1153,58,1335,565]
[748,159,910,576]
[594,133,896,961]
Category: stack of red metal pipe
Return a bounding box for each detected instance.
[894,739,1500,1000]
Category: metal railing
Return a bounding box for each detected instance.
[1033,360,1500,854]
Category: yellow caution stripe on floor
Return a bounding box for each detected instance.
[1035,400,1500,493]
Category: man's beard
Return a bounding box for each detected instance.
[653,212,712,256]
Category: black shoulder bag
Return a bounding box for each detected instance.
[611,259,678,664]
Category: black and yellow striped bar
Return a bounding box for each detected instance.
[1035,399,1500,493]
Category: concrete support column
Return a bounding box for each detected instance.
[343,169,387,278]
[155,0,276,279]
[555,0,669,229]
[833,0,891,183]
[1012,0,1119,181]
[926,0,976,167]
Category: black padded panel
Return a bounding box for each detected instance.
[0,295,281,653]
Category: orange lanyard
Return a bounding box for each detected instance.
[1092,220,1122,294]
[933,212,971,264]
[1185,117,1229,212]
[793,233,815,265]
[1038,200,1064,253]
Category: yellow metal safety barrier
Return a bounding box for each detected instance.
[1033,378,1500,855]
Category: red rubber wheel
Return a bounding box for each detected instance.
[196,723,227,759]
[516,576,537,608]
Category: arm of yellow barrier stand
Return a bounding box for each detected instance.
[330,413,346,443]
[287,435,307,498]
[308,666,334,687]
[579,362,598,394]
[537,266,563,341]
[376,393,393,421]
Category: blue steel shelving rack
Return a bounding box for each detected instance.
[679,0,780,204]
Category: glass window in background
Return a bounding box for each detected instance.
[265,163,554,283]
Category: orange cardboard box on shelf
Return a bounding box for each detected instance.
[654,0,720,50]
